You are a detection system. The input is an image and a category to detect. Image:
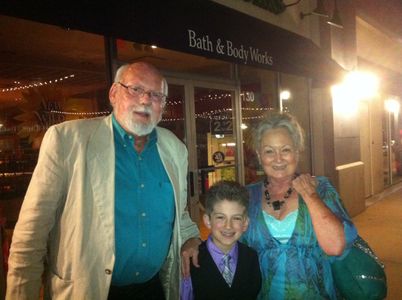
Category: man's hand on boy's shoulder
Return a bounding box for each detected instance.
[180,237,202,277]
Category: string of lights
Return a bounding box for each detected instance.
[1,74,75,92]
[50,110,110,116]
[48,106,270,118]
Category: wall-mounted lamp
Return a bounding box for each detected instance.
[311,0,329,17]
[327,0,343,29]
[299,11,314,19]
[300,0,328,19]
[300,0,343,29]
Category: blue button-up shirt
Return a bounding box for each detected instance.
[112,115,175,285]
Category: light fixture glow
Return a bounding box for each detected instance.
[331,84,358,117]
[280,90,291,100]
[241,123,248,130]
[220,142,236,147]
[343,71,379,101]
[385,98,400,114]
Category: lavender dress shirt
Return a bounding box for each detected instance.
[180,236,239,300]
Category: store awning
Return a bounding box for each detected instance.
[0,0,345,82]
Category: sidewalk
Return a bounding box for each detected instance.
[353,182,402,300]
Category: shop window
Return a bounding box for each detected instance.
[383,99,402,186]
[158,84,186,142]
[239,66,278,184]
[239,66,312,184]
[279,73,312,174]
[115,39,235,145]
[0,15,108,228]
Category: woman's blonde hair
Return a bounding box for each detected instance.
[254,111,305,152]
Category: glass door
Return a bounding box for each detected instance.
[159,84,186,142]
[383,105,402,186]
[194,86,238,211]
[165,78,239,224]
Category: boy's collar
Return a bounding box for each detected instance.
[206,235,238,257]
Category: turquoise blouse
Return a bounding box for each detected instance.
[242,176,357,300]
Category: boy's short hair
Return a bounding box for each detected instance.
[204,180,249,215]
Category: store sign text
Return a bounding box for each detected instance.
[187,29,273,66]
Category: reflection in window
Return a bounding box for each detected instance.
[194,87,236,192]
[159,84,186,142]
[0,15,108,227]
[239,66,277,184]
[239,66,311,184]
[279,73,311,174]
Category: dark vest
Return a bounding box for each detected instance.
[190,241,261,300]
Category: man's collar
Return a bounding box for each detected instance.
[112,113,157,143]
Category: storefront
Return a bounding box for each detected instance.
[357,59,402,189]
[0,1,345,222]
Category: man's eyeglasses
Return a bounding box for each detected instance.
[118,82,167,105]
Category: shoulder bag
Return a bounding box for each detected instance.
[331,235,387,300]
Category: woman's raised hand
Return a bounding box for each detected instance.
[292,173,317,199]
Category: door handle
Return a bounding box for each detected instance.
[188,171,195,197]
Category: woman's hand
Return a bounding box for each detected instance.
[293,173,346,256]
[292,173,317,199]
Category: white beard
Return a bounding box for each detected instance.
[121,107,161,136]
[124,118,155,136]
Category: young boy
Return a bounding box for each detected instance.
[181,180,261,300]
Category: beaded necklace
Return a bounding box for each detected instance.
[263,178,293,211]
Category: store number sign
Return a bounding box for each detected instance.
[211,119,233,134]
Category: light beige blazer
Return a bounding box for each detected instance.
[6,115,199,300]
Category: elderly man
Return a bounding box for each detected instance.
[6,62,201,300]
